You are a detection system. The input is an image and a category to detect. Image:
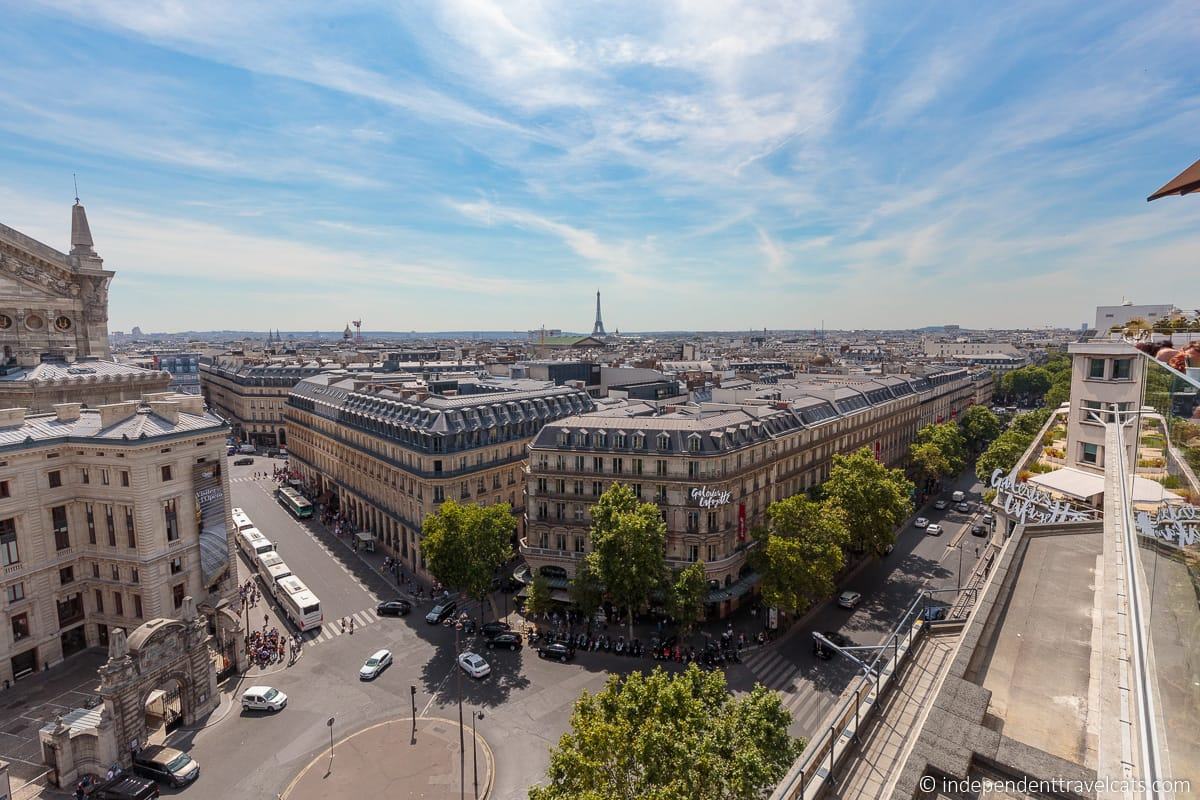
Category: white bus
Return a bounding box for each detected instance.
[236,527,276,561]
[255,550,292,590]
[275,575,322,631]
[231,508,255,534]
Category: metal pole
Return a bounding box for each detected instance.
[828,723,836,785]
[457,623,464,799]
[472,711,479,799]
[958,543,963,589]
[411,685,417,741]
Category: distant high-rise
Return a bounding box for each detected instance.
[592,290,606,337]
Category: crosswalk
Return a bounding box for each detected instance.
[304,607,382,647]
[741,648,835,736]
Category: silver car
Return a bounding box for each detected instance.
[837,590,862,609]
[359,649,392,680]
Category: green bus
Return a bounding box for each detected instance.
[276,486,314,519]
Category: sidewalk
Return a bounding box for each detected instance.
[282,716,494,800]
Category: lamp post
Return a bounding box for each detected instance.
[410,685,417,742]
[455,620,464,799]
[472,710,484,799]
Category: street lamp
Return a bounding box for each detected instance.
[472,710,484,799]
[455,620,465,799]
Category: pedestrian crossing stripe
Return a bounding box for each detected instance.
[304,607,381,647]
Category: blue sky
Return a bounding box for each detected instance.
[0,1,1197,333]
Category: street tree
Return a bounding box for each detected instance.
[914,422,967,475]
[910,440,953,488]
[569,558,604,626]
[529,664,802,800]
[823,447,914,555]
[668,561,709,634]
[586,483,667,640]
[755,495,848,614]
[525,574,555,618]
[420,499,515,620]
[959,405,1001,452]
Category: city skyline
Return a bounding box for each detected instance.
[0,2,1197,333]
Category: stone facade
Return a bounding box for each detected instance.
[199,361,331,448]
[285,374,592,578]
[0,203,172,411]
[0,395,236,686]
[0,203,113,367]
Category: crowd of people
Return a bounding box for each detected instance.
[247,627,300,668]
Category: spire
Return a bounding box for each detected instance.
[592,290,607,337]
[70,198,97,258]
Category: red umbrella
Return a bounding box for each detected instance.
[1148,158,1200,201]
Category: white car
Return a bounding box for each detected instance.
[926,523,943,536]
[933,499,948,510]
[913,517,929,529]
[359,649,392,680]
[241,686,287,712]
[837,590,862,609]
[458,651,491,679]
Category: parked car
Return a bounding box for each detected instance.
[954,501,971,513]
[238,443,255,454]
[971,524,986,537]
[425,600,457,624]
[537,641,574,662]
[933,499,948,510]
[132,746,199,789]
[919,605,947,622]
[233,457,254,466]
[982,512,995,525]
[226,446,237,456]
[94,773,159,800]
[481,621,512,639]
[458,651,491,678]
[359,649,392,680]
[926,523,943,536]
[241,686,287,712]
[376,599,412,617]
[951,490,965,502]
[913,516,929,529]
[485,632,522,651]
[837,590,862,609]
[812,630,853,660]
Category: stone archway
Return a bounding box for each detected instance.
[97,597,218,764]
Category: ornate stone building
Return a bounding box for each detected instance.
[285,374,593,576]
[0,202,171,410]
[0,394,236,685]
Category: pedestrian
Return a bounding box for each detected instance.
[349,617,355,635]
[340,617,346,634]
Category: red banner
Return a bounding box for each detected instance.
[737,503,746,541]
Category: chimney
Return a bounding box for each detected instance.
[175,395,204,415]
[54,403,82,422]
[0,408,26,428]
[98,401,139,429]
[149,401,180,425]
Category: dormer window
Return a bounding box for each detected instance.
[632,434,645,449]
[595,431,606,448]
[614,433,626,449]
[687,434,702,453]
[657,433,671,451]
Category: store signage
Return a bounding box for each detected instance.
[989,469,1093,524]
[1135,505,1200,548]
[690,486,732,508]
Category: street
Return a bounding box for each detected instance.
[133,460,994,799]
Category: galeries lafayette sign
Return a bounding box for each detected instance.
[989,469,1094,524]
[690,487,732,508]
[1135,504,1200,548]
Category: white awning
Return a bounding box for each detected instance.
[1027,467,1166,503]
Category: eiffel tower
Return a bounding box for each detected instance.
[592,290,607,337]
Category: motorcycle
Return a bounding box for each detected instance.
[614,636,625,655]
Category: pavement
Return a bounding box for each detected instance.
[282,716,494,800]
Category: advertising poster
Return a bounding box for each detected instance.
[194,460,231,589]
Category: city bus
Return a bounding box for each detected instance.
[255,550,292,591]
[275,487,313,519]
[274,575,322,631]
[236,527,276,561]
[231,508,255,534]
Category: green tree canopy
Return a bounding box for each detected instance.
[420,500,515,618]
[913,421,966,477]
[959,405,1001,452]
[586,483,667,639]
[569,558,604,622]
[975,408,1053,482]
[668,561,709,634]
[525,574,555,618]
[823,447,914,555]
[528,664,802,800]
[755,495,848,614]
[910,440,953,484]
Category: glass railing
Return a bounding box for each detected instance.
[1129,352,1200,787]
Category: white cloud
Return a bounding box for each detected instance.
[754,225,787,274]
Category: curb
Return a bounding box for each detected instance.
[279,715,495,800]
